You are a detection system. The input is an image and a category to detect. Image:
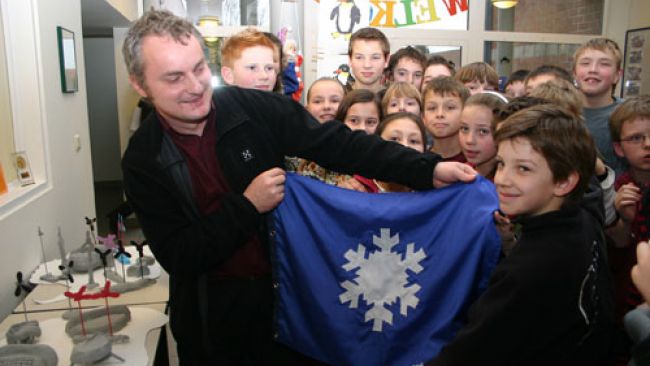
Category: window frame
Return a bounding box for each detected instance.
[0,0,52,220]
[302,0,623,91]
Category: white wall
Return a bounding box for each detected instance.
[84,37,122,182]
[106,0,140,20]
[0,0,95,318]
[0,7,14,183]
[113,27,140,156]
[628,0,650,29]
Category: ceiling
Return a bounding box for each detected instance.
[80,0,224,37]
[81,0,133,37]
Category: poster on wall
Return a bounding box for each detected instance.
[316,0,468,79]
[622,27,650,98]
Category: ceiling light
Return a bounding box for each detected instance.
[491,0,518,9]
[197,16,220,42]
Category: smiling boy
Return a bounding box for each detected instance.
[428,105,615,365]
[221,28,278,91]
[574,37,625,174]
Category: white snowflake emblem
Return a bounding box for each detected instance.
[339,228,426,332]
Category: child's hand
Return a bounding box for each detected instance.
[615,183,641,223]
[493,210,514,241]
[632,242,650,303]
[338,177,369,192]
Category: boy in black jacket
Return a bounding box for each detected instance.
[428,105,615,365]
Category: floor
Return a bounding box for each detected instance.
[94,180,180,366]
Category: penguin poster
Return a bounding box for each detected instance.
[330,0,361,41]
[318,0,370,54]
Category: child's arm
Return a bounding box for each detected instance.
[337,176,370,192]
[596,161,616,226]
[632,242,650,303]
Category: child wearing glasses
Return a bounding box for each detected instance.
[609,96,650,319]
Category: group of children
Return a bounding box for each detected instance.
[217,25,650,363]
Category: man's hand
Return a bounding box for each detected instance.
[243,168,286,213]
[632,242,650,303]
[615,183,641,223]
[433,162,477,188]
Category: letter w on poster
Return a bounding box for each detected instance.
[272,173,500,366]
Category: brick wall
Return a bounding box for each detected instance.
[488,0,603,77]
[511,0,603,35]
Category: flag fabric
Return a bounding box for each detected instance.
[271,173,501,366]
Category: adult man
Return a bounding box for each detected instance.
[121,10,475,365]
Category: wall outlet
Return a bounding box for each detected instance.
[73,134,81,152]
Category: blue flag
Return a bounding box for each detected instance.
[272,173,501,366]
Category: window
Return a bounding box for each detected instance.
[0,0,49,217]
[291,0,621,95]
[485,41,580,79]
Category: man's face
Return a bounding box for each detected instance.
[574,48,621,98]
[392,57,423,90]
[221,45,277,91]
[349,40,388,89]
[130,34,212,127]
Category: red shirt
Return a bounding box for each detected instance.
[443,151,467,163]
[160,111,271,278]
[610,171,645,317]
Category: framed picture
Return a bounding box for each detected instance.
[56,26,78,93]
[12,151,35,186]
[621,27,650,98]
